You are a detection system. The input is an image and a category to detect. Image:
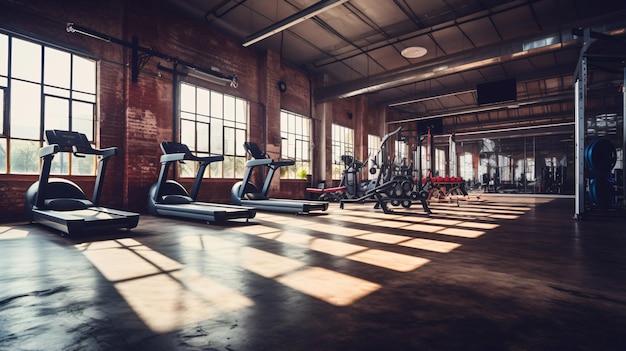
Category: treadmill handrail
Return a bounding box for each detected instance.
[271,159,295,167]
[246,158,273,167]
[161,152,224,164]
[161,153,187,163]
[39,144,59,157]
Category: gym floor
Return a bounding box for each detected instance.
[1,196,625,351]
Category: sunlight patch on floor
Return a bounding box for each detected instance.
[183,234,381,306]
[77,238,253,333]
[276,267,381,306]
[437,228,485,238]
[0,227,30,239]
[356,232,412,244]
[346,249,430,272]
[399,238,461,253]
[258,231,367,257]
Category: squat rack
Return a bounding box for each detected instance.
[573,28,626,219]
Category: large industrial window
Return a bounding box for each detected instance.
[280,110,310,179]
[179,82,248,179]
[0,32,97,175]
[331,124,354,180]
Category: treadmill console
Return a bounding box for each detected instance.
[243,142,267,159]
[45,130,94,154]
[161,141,192,155]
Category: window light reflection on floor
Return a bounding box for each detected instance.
[181,234,382,306]
[0,227,30,239]
[75,238,254,333]
[257,229,431,271]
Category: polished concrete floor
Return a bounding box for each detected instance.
[1,196,625,351]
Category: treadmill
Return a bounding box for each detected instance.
[230,142,329,214]
[24,130,140,236]
[148,141,256,223]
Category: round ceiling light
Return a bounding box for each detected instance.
[401,46,428,59]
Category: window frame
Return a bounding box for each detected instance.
[0,30,97,176]
[178,82,249,179]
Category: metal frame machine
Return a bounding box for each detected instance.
[25,130,140,235]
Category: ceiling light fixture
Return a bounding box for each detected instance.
[183,67,238,88]
[401,46,428,59]
[242,0,349,47]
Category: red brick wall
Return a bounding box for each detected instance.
[0,0,387,223]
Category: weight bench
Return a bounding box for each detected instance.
[306,181,346,202]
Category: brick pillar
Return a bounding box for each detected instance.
[259,49,283,195]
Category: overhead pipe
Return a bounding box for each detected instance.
[387,92,575,125]
[66,22,238,86]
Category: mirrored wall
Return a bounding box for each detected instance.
[452,135,575,195]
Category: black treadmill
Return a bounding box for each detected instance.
[230,142,329,214]
[148,141,256,223]
[24,130,140,236]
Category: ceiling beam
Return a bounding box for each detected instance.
[315,31,583,102]
[315,26,625,102]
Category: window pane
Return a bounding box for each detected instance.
[180,161,195,178]
[197,122,209,152]
[235,156,245,178]
[209,160,222,177]
[181,119,195,149]
[0,33,7,76]
[197,87,209,116]
[10,139,39,174]
[72,55,95,94]
[235,99,246,124]
[44,47,71,88]
[0,138,6,173]
[180,83,195,113]
[72,91,95,103]
[72,101,94,138]
[44,96,69,132]
[236,129,246,156]
[210,91,222,118]
[223,95,235,121]
[224,127,235,155]
[10,80,41,139]
[44,86,70,98]
[71,154,96,175]
[210,118,223,154]
[223,155,234,178]
[11,38,41,82]
[50,153,69,175]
